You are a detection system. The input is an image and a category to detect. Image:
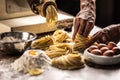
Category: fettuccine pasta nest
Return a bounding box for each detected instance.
[73,33,90,52]
[31,30,89,70]
[52,30,72,43]
[46,43,73,59]
[52,53,84,70]
[31,35,54,50]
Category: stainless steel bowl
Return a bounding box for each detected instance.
[0,32,37,55]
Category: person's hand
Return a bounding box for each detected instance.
[72,9,96,40]
[86,24,120,47]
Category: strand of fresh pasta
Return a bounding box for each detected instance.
[46,5,58,27]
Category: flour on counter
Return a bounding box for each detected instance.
[11,50,51,74]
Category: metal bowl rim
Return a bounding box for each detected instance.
[0,31,37,43]
[84,48,120,58]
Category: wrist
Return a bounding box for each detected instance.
[78,9,96,21]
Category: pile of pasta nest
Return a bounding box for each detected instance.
[31,29,90,69]
[11,29,90,76]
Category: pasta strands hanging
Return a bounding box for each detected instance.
[46,5,58,27]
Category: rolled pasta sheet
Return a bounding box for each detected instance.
[31,35,54,50]
[73,34,90,52]
[46,43,73,58]
[52,53,84,70]
[52,30,71,43]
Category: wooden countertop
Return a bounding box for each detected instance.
[0,11,73,34]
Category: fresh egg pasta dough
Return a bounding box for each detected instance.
[30,30,86,70]
[74,33,90,52]
[52,30,71,43]
[46,43,73,58]
[46,5,58,27]
[52,53,84,70]
[31,35,53,50]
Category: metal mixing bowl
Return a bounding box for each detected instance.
[0,32,37,55]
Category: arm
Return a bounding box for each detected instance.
[86,24,120,47]
[73,0,96,39]
[80,0,96,21]
[103,24,120,43]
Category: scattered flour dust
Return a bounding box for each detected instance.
[0,51,50,80]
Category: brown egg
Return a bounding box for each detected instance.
[91,49,102,55]
[107,42,117,49]
[100,47,109,54]
[97,43,107,49]
[88,45,98,52]
[103,50,114,56]
[112,47,120,55]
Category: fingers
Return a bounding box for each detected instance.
[86,31,102,47]
[72,18,80,40]
[83,21,94,37]
[72,17,95,40]
[100,34,110,44]
[78,19,87,35]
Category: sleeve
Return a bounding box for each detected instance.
[104,24,120,43]
[79,0,96,22]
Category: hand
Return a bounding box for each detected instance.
[86,24,120,47]
[72,9,96,40]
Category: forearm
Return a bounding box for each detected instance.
[104,24,120,43]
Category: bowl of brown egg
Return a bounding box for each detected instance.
[84,42,120,65]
